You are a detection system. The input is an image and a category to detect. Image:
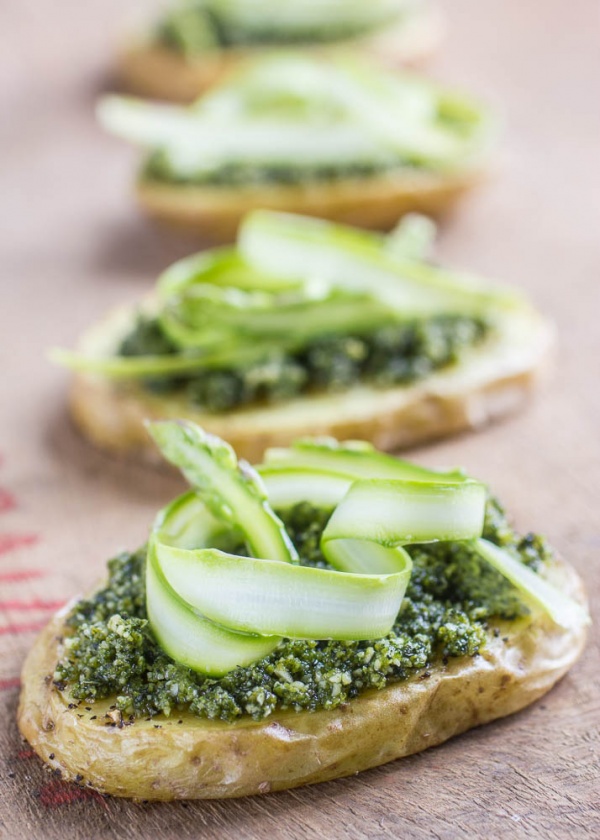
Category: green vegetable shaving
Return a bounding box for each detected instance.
[52,211,526,413]
[145,422,587,676]
[156,0,417,54]
[98,54,494,184]
[54,425,588,723]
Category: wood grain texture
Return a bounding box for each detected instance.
[1,0,599,837]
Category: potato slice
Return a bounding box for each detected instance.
[18,557,586,800]
[68,305,553,465]
[134,166,484,242]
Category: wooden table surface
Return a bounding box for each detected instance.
[1,1,599,837]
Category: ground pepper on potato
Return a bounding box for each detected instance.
[53,497,552,722]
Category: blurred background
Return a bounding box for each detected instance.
[1,1,599,835]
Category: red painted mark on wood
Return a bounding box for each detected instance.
[18,748,36,760]
[0,569,46,583]
[0,488,16,513]
[0,599,65,611]
[38,780,108,810]
[0,676,21,691]
[0,619,47,636]
[0,532,39,555]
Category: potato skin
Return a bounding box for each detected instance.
[67,306,553,465]
[117,9,444,103]
[18,560,587,800]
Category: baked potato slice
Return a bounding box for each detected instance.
[68,305,553,464]
[18,556,586,800]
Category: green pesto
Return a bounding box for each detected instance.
[54,498,552,722]
[156,3,402,57]
[119,315,489,412]
[142,153,417,188]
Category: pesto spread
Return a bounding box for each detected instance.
[119,314,489,413]
[143,154,422,188]
[54,498,552,722]
[156,2,405,56]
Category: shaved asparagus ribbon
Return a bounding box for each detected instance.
[98,55,492,175]
[52,210,526,381]
[260,439,590,630]
[145,421,486,675]
[145,424,587,677]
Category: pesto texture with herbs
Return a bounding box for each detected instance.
[142,153,419,188]
[119,313,489,412]
[54,498,552,722]
[55,212,523,415]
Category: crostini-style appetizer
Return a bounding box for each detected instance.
[99,54,494,238]
[18,422,589,799]
[118,0,444,102]
[54,211,552,464]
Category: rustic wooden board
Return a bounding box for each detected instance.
[1,0,599,836]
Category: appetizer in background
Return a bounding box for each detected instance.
[54,211,552,463]
[118,0,444,101]
[18,423,589,799]
[99,54,494,238]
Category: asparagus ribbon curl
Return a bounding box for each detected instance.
[144,423,587,677]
